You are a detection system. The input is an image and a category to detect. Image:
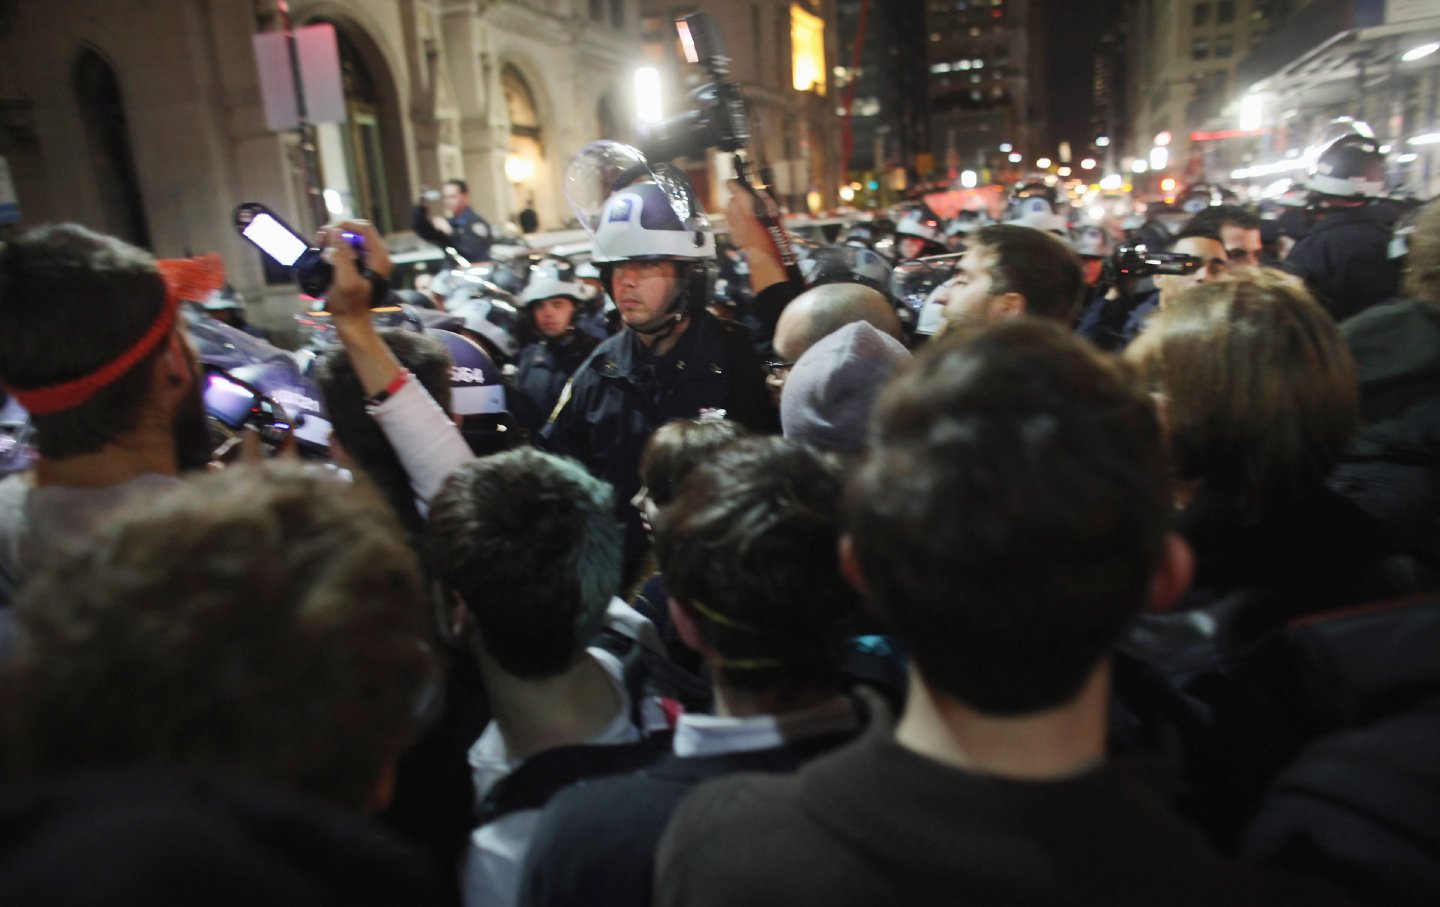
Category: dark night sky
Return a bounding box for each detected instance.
[1039,0,1126,157]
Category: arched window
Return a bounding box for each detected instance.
[73,49,150,248]
[501,66,544,208]
[309,20,400,233]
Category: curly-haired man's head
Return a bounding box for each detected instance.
[1,462,437,813]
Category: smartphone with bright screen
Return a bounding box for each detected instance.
[241,213,309,267]
[204,372,258,428]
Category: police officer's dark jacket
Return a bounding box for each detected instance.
[411,205,492,264]
[511,332,599,434]
[540,308,773,509]
[1284,206,1399,321]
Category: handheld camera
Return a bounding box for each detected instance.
[1113,243,1201,279]
[640,13,802,285]
[638,15,750,162]
[203,364,293,459]
[234,203,367,299]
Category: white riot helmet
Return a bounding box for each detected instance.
[1307,124,1386,200]
[565,141,716,334]
[1010,197,1069,235]
[590,182,716,263]
[520,262,589,308]
[894,212,948,258]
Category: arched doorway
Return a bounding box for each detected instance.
[308,19,404,234]
[73,49,150,248]
[501,65,544,223]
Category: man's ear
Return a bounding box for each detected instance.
[838,535,872,599]
[1145,532,1194,613]
[990,291,1027,320]
[668,596,706,655]
[161,329,195,389]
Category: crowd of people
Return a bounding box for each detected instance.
[0,124,1438,907]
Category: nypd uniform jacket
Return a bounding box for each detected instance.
[540,309,774,508]
[412,204,493,263]
[1284,206,1399,322]
[510,332,599,435]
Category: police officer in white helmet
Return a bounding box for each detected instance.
[542,174,773,577]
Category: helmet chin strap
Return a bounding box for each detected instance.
[630,307,688,341]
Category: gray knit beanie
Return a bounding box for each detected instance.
[780,321,913,452]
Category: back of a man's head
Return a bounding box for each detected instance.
[657,436,858,696]
[774,282,903,362]
[2,462,437,812]
[428,448,620,680]
[0,224,168,459]
[318,329,453,531]
[847,319,1169,714]
[972,224,1085,324]
[1183,204,1261,236]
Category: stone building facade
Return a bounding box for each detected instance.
[0,0,644,323]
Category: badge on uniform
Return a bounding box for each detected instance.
[472,222,490,237]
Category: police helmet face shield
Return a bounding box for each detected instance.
[801,245,895,296]
[891,253,963,307]
[563,140,654,238]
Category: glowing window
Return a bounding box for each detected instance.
[792,5,826,95]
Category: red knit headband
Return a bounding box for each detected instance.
[5,254,225,415]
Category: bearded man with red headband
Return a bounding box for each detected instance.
[0,225,218,611]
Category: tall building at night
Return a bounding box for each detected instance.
[1091,28,1128,170]
[925,0,1047,183]
[1125,0,1310,184]
[834,0,930,191]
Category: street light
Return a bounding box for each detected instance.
[1057,166,1072,177]
[1130,159,1149,174]
[635,67,662,123]
[1080,158,1096,170]
[999,142,1014,153]
[1401,42,1439,63]
[961,170,978,188]
[1008,152,1022,163]
[1036,157,1052,169]
[1154,131,1172,147]
[1149,146,1169,171]
[1240,94,1263,132]
[1095,136,1110,148]
[505,154,535,185]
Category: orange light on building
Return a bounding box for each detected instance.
[791,5,826,95]
[1160,177,1177,192]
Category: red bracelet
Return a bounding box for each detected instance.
[365,369,410,407]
